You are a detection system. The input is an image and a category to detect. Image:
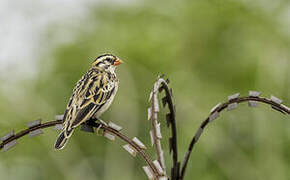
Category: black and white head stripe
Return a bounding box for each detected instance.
[93,54,117,67]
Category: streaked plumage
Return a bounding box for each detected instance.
[55,54,123,150]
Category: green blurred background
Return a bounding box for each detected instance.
[0,0,289,179]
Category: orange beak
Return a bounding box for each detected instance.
[113,58,123,66]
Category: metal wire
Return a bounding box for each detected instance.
[179,95,290,180]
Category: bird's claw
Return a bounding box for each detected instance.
[96,124,102,135]
[96,119,107,136]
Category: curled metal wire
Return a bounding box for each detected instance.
[179,95,290,180]
[149,76,179,180]
[0,120,61,150]
[0,118,160,179]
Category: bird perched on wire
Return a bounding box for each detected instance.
[54,54,123,150]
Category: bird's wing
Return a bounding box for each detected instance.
[63,70,116,131]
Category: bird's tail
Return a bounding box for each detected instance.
[54,129,74,150]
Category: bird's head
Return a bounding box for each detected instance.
[92,54,123,72]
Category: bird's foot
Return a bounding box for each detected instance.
[95,118,107,136]
[86,118,108,135]
[96,124,102,136]
[98,119,108,126]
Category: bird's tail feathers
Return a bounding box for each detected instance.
[54,129,74,150]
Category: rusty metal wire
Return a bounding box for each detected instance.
[149,76,179,180]
[0,118,160,179]
[0,119,62,150]
[179,94,290,180]
[85,120,160,178]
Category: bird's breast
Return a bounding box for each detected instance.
[94,82,118,118]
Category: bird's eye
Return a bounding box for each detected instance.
[106,58,114,63]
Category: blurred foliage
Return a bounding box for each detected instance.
[0,0,289,180]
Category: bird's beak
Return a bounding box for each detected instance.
[113,58,123,66]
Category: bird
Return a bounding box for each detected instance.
[54,54,123,150]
